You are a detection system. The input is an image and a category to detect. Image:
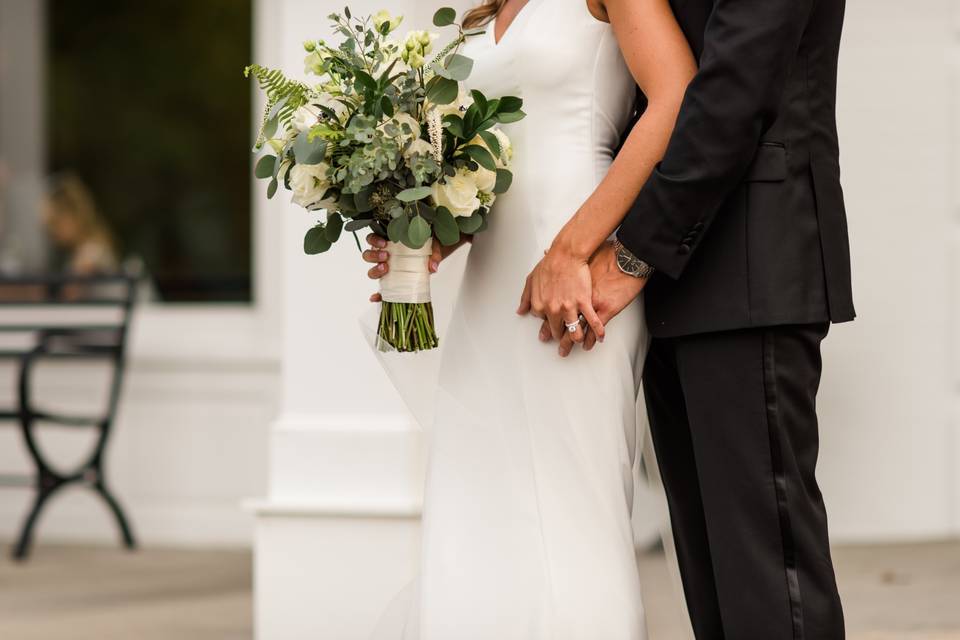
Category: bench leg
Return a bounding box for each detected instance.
[12,475,61,561]
[94,480,136,550]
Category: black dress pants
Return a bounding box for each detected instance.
[643,324,845,640]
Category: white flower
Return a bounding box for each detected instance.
[293,104,321,133]
[289,162,331,208]
[472,165,497,193]
[373,10,403,34]
[492,128,513,166]
[431,169,481,218]
[401,30,438,69]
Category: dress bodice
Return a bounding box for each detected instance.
[461,1,635,244]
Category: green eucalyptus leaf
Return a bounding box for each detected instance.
[406,215,431,249]
[433,7,457,27]
[426,76,459,105]
[325,212,344,242]
[396,186,433,202]
[493,169,513,195]
[344,218,373,232]
[263,116,279,140]
[255,155,277,179]
[476,212,489,233]
[387,214,409,243]
[304,225,332,254]
[293,134,327,165]
[438,54,473,82]
[462,144,497,171]
[457,211,484,234]
[267,178,279,199]
[354,187,374,213]
[434,207,460,246]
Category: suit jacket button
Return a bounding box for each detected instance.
[679,244,691,255]
[693,222,704,231]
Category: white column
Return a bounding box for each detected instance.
[0,0,47,272]
[251,3,471,639]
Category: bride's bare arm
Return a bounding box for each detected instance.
[552,0,697,259]
[517,0,696,350]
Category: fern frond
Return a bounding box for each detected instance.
[245,64,310,148]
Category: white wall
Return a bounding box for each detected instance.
[817,0,959,541]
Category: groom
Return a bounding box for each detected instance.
[543,0,851,638]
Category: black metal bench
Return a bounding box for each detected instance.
[0,272,138,559]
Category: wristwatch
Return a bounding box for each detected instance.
[613,239,655,279]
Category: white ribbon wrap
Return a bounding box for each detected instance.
[379,241,433,304]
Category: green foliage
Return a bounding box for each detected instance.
[246,4,525,271]
[244,64,309,149]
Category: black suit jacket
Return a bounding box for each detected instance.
[617,0,855,338]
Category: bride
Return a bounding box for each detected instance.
[364,0,696,637]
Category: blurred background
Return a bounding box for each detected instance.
[0,0,958,639]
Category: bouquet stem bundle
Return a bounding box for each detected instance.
[378,300,439,352]
[377,240,438,352]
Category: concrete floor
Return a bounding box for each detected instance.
[0,542,957,639]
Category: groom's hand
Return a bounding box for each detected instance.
[557,241,648,357]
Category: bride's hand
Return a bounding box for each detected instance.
[517,247,605,347]
[365,234,464,302]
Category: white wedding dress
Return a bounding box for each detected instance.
[372,2,655,638]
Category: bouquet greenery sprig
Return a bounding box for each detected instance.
[246,6,525,352]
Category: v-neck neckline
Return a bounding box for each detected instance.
[492,0,538,47]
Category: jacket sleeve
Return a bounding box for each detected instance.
[617,0,815,279]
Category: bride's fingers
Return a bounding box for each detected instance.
[563,309,585,345]
[368,263,388,279]
[370,292,382,303]
[367,233,386,249]
[547,311,565,341]
[429,239,443,273]
[363,248,388,264]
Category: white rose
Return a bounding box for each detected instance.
[292,104,321,133]
[472,165,497,193]
[431,169,481,218]
[492,128,512,166]
[289,162,331,208]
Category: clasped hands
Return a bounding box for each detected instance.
[517,240,648,358]
[362,233,646,358]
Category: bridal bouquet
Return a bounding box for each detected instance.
[246,6,525,352]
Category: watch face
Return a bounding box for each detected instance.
[617,249,639,275]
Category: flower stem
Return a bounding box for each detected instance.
[378,301,439,352]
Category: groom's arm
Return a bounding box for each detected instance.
[616,0,816,279]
